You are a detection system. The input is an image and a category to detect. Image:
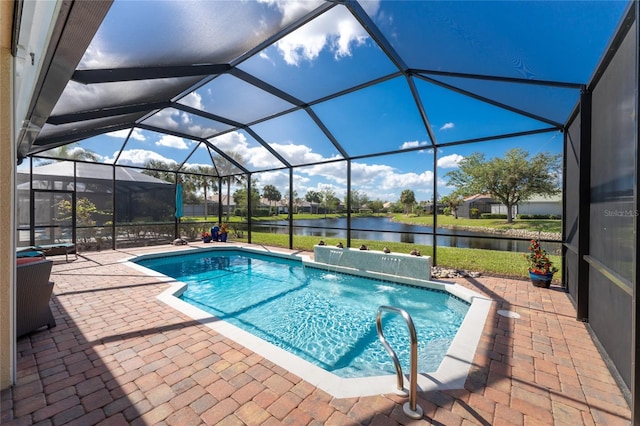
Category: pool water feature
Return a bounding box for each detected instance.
[128,246,492,398]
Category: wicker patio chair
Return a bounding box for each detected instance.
[16,259,56,337]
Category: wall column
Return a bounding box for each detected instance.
[0,0,16,390]
[576,89,591,321]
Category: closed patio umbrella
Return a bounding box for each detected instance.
[175,183,183,219]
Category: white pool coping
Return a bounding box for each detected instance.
[124,245,494,398]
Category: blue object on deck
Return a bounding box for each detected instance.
[211,226,220,241]
[16,249,45,258]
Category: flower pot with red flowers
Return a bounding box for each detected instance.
[523,239,558,288]
[201,231,212,243]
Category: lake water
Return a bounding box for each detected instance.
[252,217,561,253]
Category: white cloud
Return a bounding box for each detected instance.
[221,154,441,203]
[106,149,177,167]
[381,170,434,191]
[277,27,328,66]
[183,162,213,171]
[290,173,310,189]
[437,154,464,168]
[350,162,395,186]
[78,44,107,69]
[301,161,348,184]
[271,142,341,165]
[255,170,290,190]
[210,132,249,153]
[67,146,91,157]
[400,140,428,150]
[156,135,188,149]
[179,92,203,110]
[351,161,436,202]
[440,122,455,131]
[140,108,217,141]
[286,158,438,202]
[250,148,284,168]
[258,0,322,24]
[259,51,273,64]
[147,108,180,129]
[209,132,272,168]
[208,132,340,171]
[274,6,370,66]
[335,18,369,59]
[107,128,146,141]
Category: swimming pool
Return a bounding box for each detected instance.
[128,246,492,398]
[136,248,468,378]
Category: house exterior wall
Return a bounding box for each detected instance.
[490,202,562,217]
[517,201,563,216]
[1,0,14,390]
[490,204,517,216]
[460,201,493,218]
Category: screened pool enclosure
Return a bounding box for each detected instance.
[16,0,627,259]
[12,0,640,416]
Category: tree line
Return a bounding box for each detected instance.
[39,144,560,224]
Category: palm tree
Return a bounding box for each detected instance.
[176,172,199,204]
[188,166,218,220]
[440,194,463,219]
[305,190,322,214]
[214,152,246,221]
[142,160,176,183]
[36,143,100,165]
[195,165,217,219]
[399,189,416,214]
[262,184,281,215]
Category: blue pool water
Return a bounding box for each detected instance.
[136,249,469,378]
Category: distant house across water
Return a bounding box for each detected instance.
[459,193,562,218]
[459,194,495,218]
[492,194,562,217]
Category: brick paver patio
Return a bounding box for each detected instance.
[1,243,632,425]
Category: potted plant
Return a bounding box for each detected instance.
[524,239,558,288]
[201,231,212,243]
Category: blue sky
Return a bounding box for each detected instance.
[31,0,627,204]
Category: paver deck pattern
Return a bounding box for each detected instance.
[1,243,632,425]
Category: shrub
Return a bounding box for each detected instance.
[480,213,507,219]
[470,208,480,218]
[517,214,561,220]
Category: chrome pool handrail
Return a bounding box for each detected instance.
[376,305,424,419]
